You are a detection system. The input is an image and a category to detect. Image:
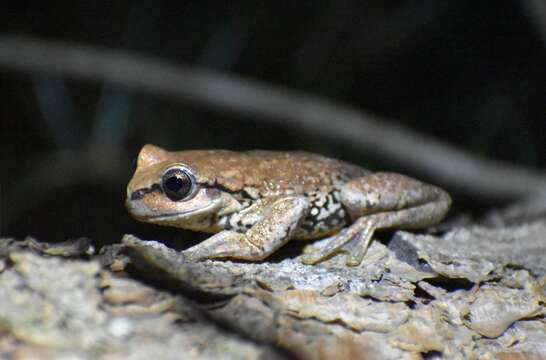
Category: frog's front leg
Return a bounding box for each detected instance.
[302,172,451,266]
[183,196,310,261]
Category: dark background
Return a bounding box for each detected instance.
[1,0,545,245]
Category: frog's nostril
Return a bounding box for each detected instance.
[129,184,162,201]
[130,190,143,201]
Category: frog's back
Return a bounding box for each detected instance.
[171,149,368,196]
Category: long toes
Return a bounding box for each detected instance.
[345,254,363,267]
[300,244,341,264]
[300,231,360,265]
[345,246,366,266]
[340,232,363,253]
[345,232,374,267]
[300,252,324,265]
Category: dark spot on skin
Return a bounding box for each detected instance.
[300,190,346,234]
[130,183,162,200]
[199,181,255,200]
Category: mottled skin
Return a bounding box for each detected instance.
[126,145,451,266]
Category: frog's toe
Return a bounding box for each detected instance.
[300,241,351,265]
[300,218,377,266]
[300,230,357,265]
[302,245,316,255]
[302,231,344,255]
[301,251,339,265]
[345,251,365,266]
[300,253,320,265]
[345,228,375,267]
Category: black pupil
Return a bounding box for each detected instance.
[162,169,192,201]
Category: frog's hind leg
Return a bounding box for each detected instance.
[302,172,451,266]
[183,196,309,261]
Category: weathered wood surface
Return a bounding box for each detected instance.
[1,198,545,359]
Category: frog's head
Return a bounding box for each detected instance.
[125,144,224,231]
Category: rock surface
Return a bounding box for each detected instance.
[1,200,545,359]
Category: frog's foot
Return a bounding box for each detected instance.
[301,217,374,266]
[183,196,309,261]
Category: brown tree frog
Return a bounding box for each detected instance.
[126,145,451,266]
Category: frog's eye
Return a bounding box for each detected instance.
[161,166,195,201]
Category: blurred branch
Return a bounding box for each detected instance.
[521,0,546,47]
[1,35,545,199]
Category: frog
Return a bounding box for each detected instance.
[126,144,451,266]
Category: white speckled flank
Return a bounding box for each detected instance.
[296,190,347,239]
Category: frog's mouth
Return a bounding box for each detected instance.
[125,185,224,232]
[146,210,198,221]
[126,188,223,230]
[144,201,219,222]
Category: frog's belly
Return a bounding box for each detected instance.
[294,191,348,240]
